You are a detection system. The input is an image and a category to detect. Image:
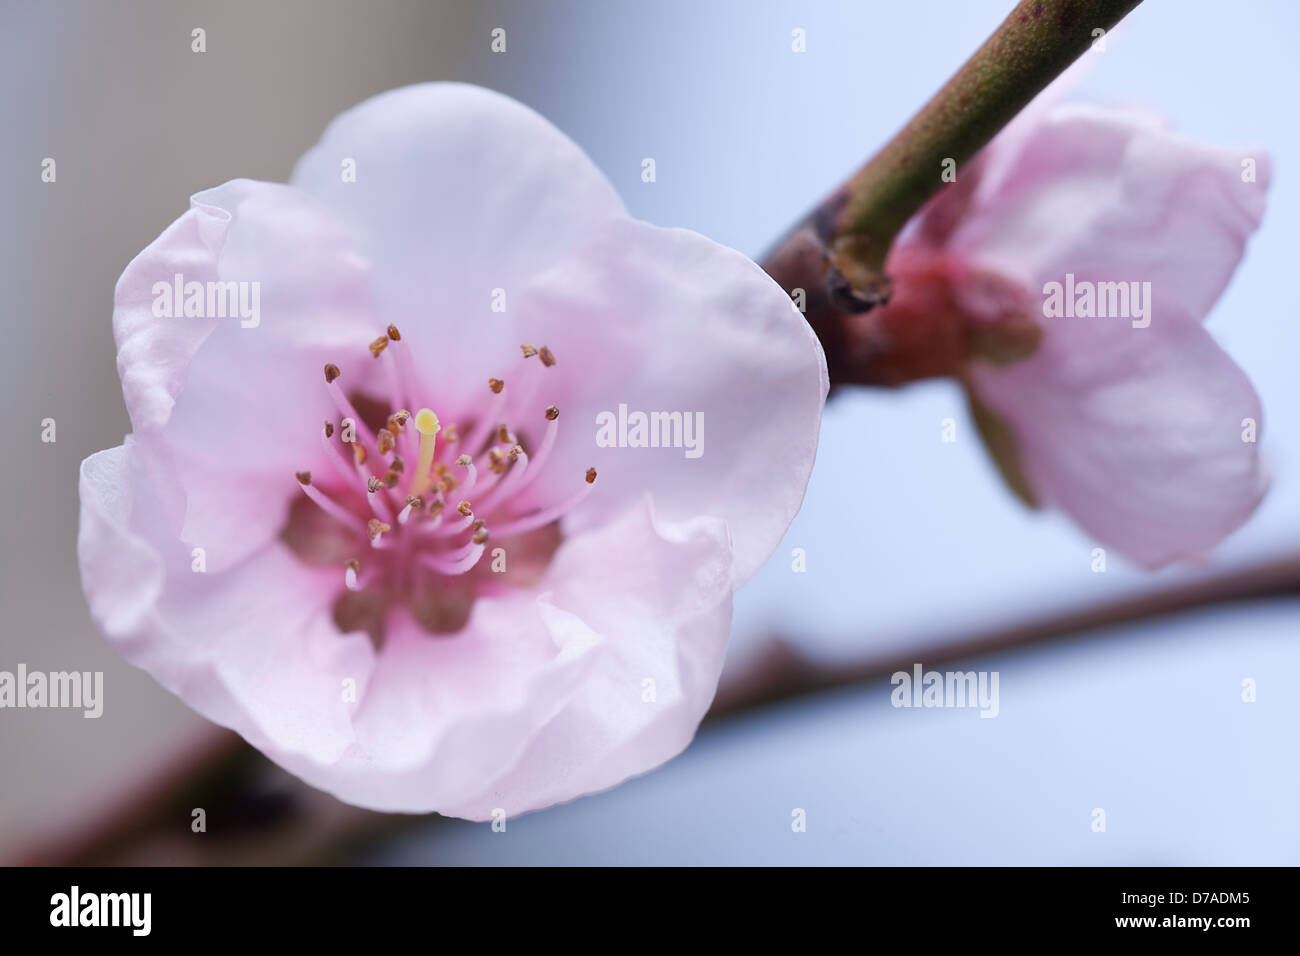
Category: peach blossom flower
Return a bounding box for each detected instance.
[78,84,827,816]
[883,99,1270,567]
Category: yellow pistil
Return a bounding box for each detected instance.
[409,407,441,496]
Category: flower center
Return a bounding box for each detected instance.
[283,324,595,641]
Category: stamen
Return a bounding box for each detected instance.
[511,406,559,499]
[397,495,424,525]
[323,364,379,450]
[365,476,394,520]
[472,446,528,512]
[409,407,441,497]
[344,559,363,592]
[431,501,474,537]
[460,380,508,455]
[520,344,539,359]
[488,469,596,538]
[296,471,367,533]
[390,408,416,464]
[418,540,486,576]
[455,453,477,492]
[384,323,427,419]
[539,346,556,367]
[368,517,392,548]
[320,423,357,484]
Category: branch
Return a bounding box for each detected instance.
[763,0,1143,385]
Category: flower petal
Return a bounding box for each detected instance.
[290,82,627,400]
[947,103,1270,326]
[251,497,732,816]
[506,218,828,585]
[443,497,735,819]
[113,178,379,569]
[78,442,377,765]
[972,313,1266,568]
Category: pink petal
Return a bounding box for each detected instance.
[441,497,735,819]
[505,218,829,585]
[941,104,1270,566]
[78,442,377,765]
[114,179,380,570]
[947,104,1270,325]
[239,498,733,816]
[290,83,627,400]
[973,309,1266,568]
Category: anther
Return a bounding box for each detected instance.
[296,471,312,485]
[344,559,361,592]
[539,346,556,367]
[386,323,401,341]
[324,421,335,438]
[369,335,390,358]
[586,467,597,484]
[488,378,504,394]
[457,501,473,518]
[367,518,391,540]
[367,476,382,494]
[377,429,395,455]
[520,344,539,358]
[324,363,341,384]
[353,444,369,466]
[545,405,559,421]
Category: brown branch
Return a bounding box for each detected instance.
[763,0,1143,387]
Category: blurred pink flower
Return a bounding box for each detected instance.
[885,99,1270,568]
[78,83,827,817]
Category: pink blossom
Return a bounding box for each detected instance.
[885,100,1270,568]
[78,83,828,816]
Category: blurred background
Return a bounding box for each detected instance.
[2,0,1297,865]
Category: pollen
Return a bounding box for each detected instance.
[293,329,602,622]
